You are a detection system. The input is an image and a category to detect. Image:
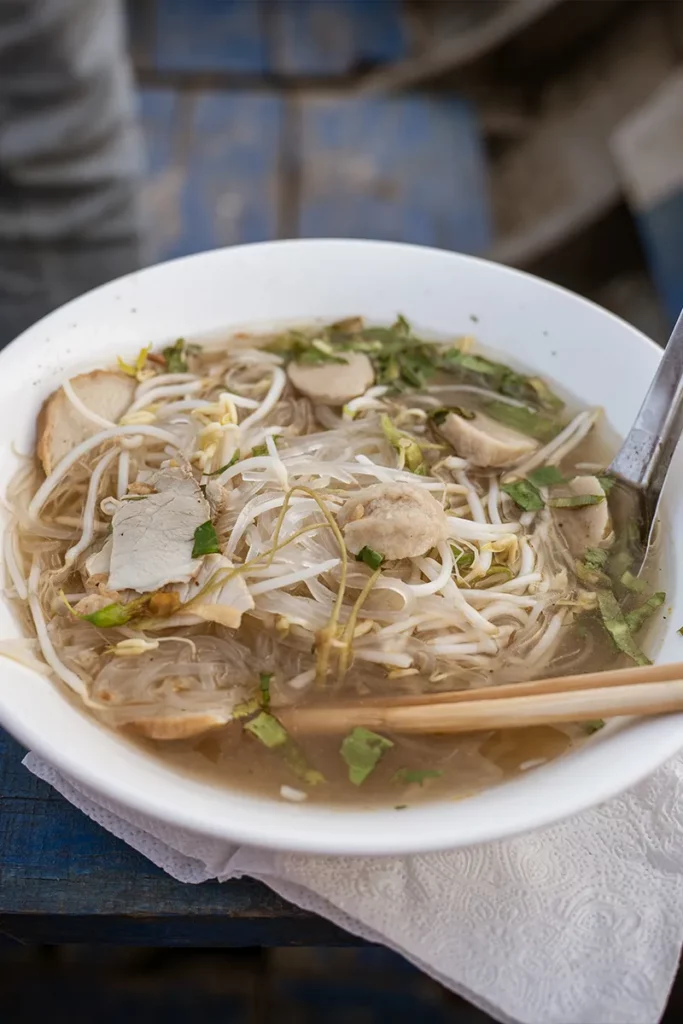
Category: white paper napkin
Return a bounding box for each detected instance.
[24,751,683,1024]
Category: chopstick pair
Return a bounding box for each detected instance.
[277,661,683,735]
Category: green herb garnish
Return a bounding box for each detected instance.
[584,720,605,735]
[597,474,615,494]
[501,479,544,511]
[526,465,565,487]
[575,559,611,589]
[585,548,608,570]
[192,521,220,558]
[597,590,650,666]
[485,401,560,442]
[620,570,647,594]
[341,727,394,785]
[547,494,605,509]
[296,345,347,366]
[380,415,426,473]
[625,592,666,633]
[259,672,272,711]
[81,602,140,628]
[207,451,240,475]
[393,768,443,786]
[245,711,288,748]
[356,546,385,570]
[451,545,475,571]
[233,698,260,720]
[162,338,188,373]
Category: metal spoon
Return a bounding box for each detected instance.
[608,308,683,569]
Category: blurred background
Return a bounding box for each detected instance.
[126,0,683,342]
[2,0,683,1020]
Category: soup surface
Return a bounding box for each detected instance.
[3,317,665,808]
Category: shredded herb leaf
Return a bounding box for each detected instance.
[243,710,324,784]
[485,401,560,442]
[341,727,394,785]
[296,345,347,366]
[625,592,666,633]
[575,559,611,589]
[547,494,605,509]
[585,548,608,570]
[501,479,544,511]
[162,338,188,373]
[356,546,385,570]
[597,590,651,666]
[620,570,647,594]
[192,521,220,558]
[244,711,288,748]
[259,672,272,711]
[598,474,615,494]
[526,465,565,487]
[584,720,605,735]
[393,768,443,786]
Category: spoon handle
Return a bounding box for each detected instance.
[609,308,683,504]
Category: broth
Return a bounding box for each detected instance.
[3,316,664,809]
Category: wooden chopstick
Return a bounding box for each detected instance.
[341,660,683,708]
[278,662,683,736]
[280,680,683,735]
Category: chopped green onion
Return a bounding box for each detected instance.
[341,727,394,785]
[584,720,605,735]
[526,465,565,487]
[251,443,268,457]
[547,494,604,509]
[451,545,475,571]
[597,474,615,494]
[380,415,425,472]
[162,338,188,373]
[393,768,443,786]
[81,602,140,628]
[501,479,544,511]
[192,521,220,558]
[259,672,273,711]
[207,451,240,475]
[356,546,385,570]
[625,592,666,633]
[597,590,650,666]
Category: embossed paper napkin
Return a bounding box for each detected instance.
[24,751,683,1024]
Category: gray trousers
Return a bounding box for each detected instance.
[0,0,144,348]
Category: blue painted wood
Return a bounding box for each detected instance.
[154,0,268,73]
[166,91,283,259]
[0,729,357,945]
[297,95,492,253]
[137,90,282,262]
[272,0,406,76]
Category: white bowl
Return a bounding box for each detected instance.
[0,239,680,856]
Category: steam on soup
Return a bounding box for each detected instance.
[2,317,665,808]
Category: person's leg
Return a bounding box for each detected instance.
[0,0,145,347]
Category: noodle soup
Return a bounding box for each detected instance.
[3,317,665,808]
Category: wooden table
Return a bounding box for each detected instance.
[0,728,356,947]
